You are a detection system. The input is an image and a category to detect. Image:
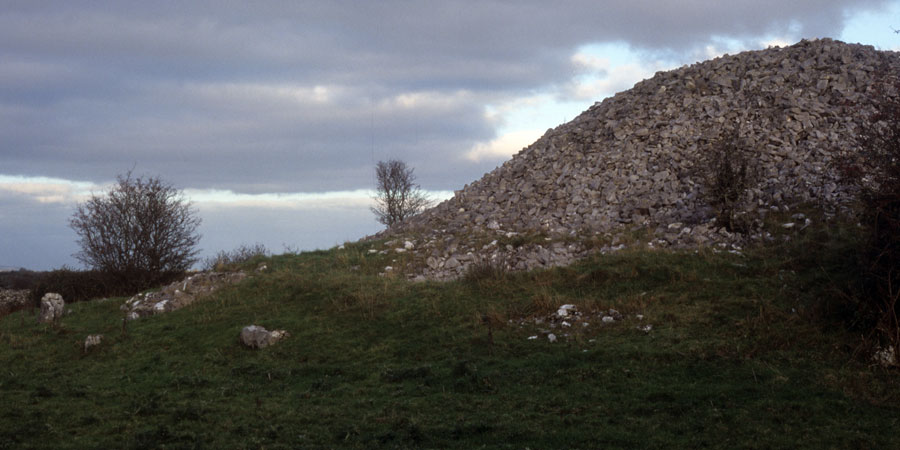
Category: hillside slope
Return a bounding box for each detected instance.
[2,237,899,448]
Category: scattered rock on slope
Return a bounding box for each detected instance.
[375,39,900,280]
[240,325,289,349]
[122,271,247,320]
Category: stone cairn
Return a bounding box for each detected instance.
[373,39,900,281]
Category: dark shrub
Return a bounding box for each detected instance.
[698,123,759,233]
[463,258,510,289]
[0,269,40,290]
[839,64,900,361]
[28,268,183,306]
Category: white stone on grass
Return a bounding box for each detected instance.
[84,334,103,352]
[240,325,289,349]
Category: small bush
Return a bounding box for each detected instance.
[202,243,269,271]
[698,123,759,233]
[463,258,509,288]
[371,159,432,227]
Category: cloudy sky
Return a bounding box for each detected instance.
[2,1,899,270]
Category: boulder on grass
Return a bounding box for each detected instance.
[240,325,289,349]
[38,293,65,323]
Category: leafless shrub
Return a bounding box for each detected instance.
[69,172,201,291]
[698,123,759,233]
[371,159,432,227]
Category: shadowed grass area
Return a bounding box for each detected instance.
[1,224,899,449]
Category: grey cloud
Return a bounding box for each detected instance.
[4,1,884,85]
[2,80,494,192]
[0,0,891,194]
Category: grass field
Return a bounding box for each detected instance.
[2,221,899,449]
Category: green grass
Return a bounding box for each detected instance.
[2,226,899,449]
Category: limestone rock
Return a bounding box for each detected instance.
[874,346,898,367]
[84,334,103,352]
[240,325,289,349]
[444,257,461,270]
[38,293,64,323]
[556,304,577,317]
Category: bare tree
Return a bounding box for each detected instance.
[371,159,432,227]
[69,171,201,289]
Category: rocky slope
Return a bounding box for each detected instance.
[375,38,900,280]
[122,271,249,320]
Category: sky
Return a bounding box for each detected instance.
[2,1,899,271]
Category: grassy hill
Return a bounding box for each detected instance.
[2,218,899,449]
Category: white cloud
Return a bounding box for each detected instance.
[187,188,376,211]
[567,62,658,101]
[188,188,454,210]
[760,37,795,48]
[565,50,668,101]
[0,175,100,204]
[384,90,476,110]
[465,129,544,162]
[0,174,454,214]
[571,52,611,73]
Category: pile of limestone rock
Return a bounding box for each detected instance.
[377,38,899,280]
